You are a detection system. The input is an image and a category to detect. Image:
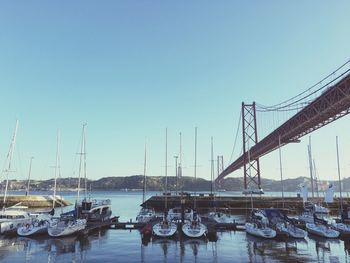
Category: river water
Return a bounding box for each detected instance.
[1,191,350,262]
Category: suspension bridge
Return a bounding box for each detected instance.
[216,60,350,190]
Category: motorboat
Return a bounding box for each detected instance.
[261,208,306,239]
[245,210,276,239]
[153,218,177,238]
[181,211,207,238]
[136,207,156,223]
[77,198,112,223]
[0,204,33,234]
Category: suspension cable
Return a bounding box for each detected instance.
[256,59,350,112]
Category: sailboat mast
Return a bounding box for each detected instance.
[26,157,34,196]
[179,132,182,194]
[313,160,319,198]
[142,143,147,204]
[3,120,19,209]
[83,125,87,200]
[308,137,315,198]
[211,136,214,195]
[77,124,86,204]
[278,135,285,208]
[336,136,343,213]
[165,128,168,211]
[53,130,60,209]
[194,127,197,209]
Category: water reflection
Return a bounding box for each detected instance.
[0,229,109,262]
[1,229,350,262]
[246,235,312,263]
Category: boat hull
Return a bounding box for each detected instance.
[245,222,276,239]
[153,222,177,237]
[182,222,207,238]
[48,219,86,237]
[306,223,340,238]
[17,224,48,236]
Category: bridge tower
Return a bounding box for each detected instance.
[242,102,261,191]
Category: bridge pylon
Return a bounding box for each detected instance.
[242,102,261,191]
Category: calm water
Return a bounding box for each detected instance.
[1,191,350,262]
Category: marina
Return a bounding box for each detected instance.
[1,1,350,262]
[1,191,350,262]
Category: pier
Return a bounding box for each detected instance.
[142,194,350,216]
[0,195,71,208]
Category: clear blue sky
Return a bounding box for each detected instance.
[0,1,349,187]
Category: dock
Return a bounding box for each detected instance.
[142,194,350,215]
[0,195,71,208]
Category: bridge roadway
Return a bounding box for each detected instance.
[217,72,350,181]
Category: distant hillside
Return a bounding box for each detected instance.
[2,175,348,192]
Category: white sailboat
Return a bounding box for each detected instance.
[48,125,87,237]
[181,128,207,238]
[181,211,207,238]
[207,137,234,224]
[330,137,350,236]
[261,209,306,239]
[153,128,177,238]
[136,144,155,223]
[245,209,276,239]
[0,121,33,234]
[75,126,113,224]
[18,130,62,237]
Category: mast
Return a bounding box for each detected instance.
[313,160,319,198]
[3,120,19,209]
[194,127,197,209]
[174,155,178,195]
[142,143,147,204]
[77,124,86,204]
[278,135,285,208]
[308,137,315,198]
[178,132,182,194]
[25,157,34,196]
[165,128,168,212]
[83,124,87,200]
[336,136,343,214]
[211,136,216,212]
[211,136,214,195]
[53,130,60,209]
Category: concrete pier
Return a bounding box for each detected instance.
[142,193,350,216]
[0,195,71,208]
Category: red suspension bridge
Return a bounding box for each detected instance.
[216,60,350,190]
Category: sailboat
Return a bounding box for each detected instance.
[136,144,155,223]
[18,131,62,237]
[208,137,235,224]
[244,139,276,239]
[329,137,350,237]
[0,121,33,234]
[245,209,276,239]
[181,128,207,238]
[153,128,177,238]
[75,126,113,224]
[48,125,87,237]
